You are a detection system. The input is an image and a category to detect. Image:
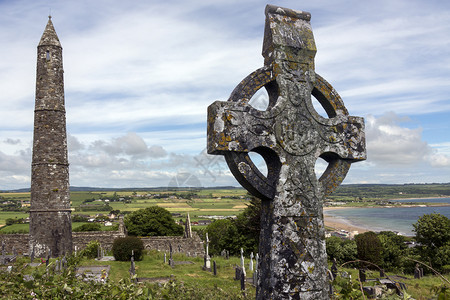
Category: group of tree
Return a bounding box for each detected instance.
[327,213,450,273]
[203,196,261,256]
[203,196,450,274]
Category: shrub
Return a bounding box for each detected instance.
[112,236,144,261]
[81,240,101,259]
[73,223,102,232]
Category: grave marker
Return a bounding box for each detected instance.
[207,5,366,299]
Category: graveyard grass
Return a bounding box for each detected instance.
[4,251,447,299]
[1,251,256,299]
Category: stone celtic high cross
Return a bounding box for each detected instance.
[207,5,366,299]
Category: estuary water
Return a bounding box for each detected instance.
[324,198,450,236]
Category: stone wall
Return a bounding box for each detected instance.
[0,231,204,257]
[0,234,29,254]
[72,231,126,251]
[140,232,205,257]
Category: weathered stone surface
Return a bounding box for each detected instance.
[207,5,366,299]
[30,17,72,257]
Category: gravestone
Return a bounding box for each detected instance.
[213,260,217,276]
[203,233,211,270]
[414,264,421,279]
[331,258,338,280]
[249,252,254,271]
[359,269,366,282]
[207,5,366,299]
[30,247,35,263]
[240,248,246,276]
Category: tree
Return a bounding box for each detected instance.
[73,223,101,232]
[124,207,183,237]
[413,213,450,271]
[413,213,450,249]
[378,231,407,272]
[205,195,262,256]
[355,231,382,268]
[326,236,357,265]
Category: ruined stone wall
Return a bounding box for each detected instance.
[72,231,126,251]
[0,234,29,254]
[0,231,204,257]
[140,232,205,257]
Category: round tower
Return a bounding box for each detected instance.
[29,16,72,257]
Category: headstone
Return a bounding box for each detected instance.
[30,247,35,263]
[55,259,60,272]
[379,269,385,278]
[74,246,78,256]
[255,253,259,268]
[204,233,211,270]
[169,243,174,267]
[414,264,421,279]
[249,252,254,271]
[331,258,338,280]
[240,271,246,291]
[184,213,192,238]
[226,250,229,260]
[62,256,67,269]
[207,5,366,299]
[213,260,217,276]
[235,266,242,281]
[12,247,17,257]
[240,248,246,276]
[359,269,366,282]
[221,249,226,258]
[253,269,258,287]
[164,253,167,264]
[130,256,136,277]
[6,266,12,273]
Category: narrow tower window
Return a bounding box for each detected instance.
[46,50,50,61]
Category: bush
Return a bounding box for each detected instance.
[112,236,144,261]
[81,240,100,259]
[73,223,102,232]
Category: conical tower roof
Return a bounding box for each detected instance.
[38,16,61,47]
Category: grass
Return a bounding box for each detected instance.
[333,266,450,299]
[77,250,256,297]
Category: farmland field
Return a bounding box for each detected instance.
[0,188,250,230]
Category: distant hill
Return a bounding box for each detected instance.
[1,186,241,193]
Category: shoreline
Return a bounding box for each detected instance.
[323,197,450,235]
[323,215,369,234]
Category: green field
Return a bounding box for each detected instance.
[0,184,449,228]
[0,189,250,228]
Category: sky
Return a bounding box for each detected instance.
[0,0,449,190]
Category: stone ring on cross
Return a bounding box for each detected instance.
[209,66,365,201]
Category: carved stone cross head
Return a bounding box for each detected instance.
[207,5,366,299]
[208,5,365,203]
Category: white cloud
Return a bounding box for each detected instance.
[0,0,449,188]
[365,112,431,165]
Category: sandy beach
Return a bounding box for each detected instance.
[323,207,369,233]
[324,214,369,233]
